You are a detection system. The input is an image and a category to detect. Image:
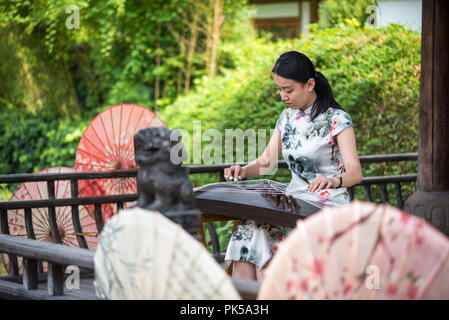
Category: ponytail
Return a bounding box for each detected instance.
[310,71,344,121]
[272,51,345,121]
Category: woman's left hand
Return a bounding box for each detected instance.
[307,176,339,193]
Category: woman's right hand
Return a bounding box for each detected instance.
[224,165,246,182]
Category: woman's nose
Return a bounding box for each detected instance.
[280,92,288,101]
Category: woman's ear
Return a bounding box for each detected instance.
[307,78,315,92]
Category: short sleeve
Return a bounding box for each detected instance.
[330,109,353,136]
[275,108,287,131]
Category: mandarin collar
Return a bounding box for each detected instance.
[289,104,313,116]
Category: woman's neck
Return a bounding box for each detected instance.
[299,92,317,111]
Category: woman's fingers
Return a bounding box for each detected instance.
[233,165,241,181]
[318,181,327,191]
[224,167,234,180]
[308,177,332,193]
[224,165,243,181]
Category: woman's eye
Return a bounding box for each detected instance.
[286,91,293,94]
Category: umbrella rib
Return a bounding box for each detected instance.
[77,220,98,229]
[57,206,72,230]
[28,210,50,230]
[62,237,79,247]
[79,212,96,223]
[116,178,125,195]
[110,105,118,161]
[22,183,50,228]
[118,107,134,167]
[76,148,113,168]
[32,224,49,234]
[124,106,146,161]
[121,177,136,194]
[120,146,135,166]
[146,112,158,128]
[87,120,117,163]
[57,176,73,224]
[77,134,109,160]
[59,169,72,199]
[122,104,136,148]
[133,106,149,135]
[116,104,136,171]
[118,104,124,165]
[76,138,110,164]
[99,109,118,160]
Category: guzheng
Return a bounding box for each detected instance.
[194,179,331,227]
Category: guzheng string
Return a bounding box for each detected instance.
[193,179,345,210]
[193,179,288,195]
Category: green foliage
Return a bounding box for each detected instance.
[0,107,87,175]
[0,0,252,117]
[318,0,377,30]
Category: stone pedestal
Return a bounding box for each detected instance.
[404,191,449,236]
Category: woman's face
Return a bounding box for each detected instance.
[274,73,316,110]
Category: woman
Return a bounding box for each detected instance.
[223,51,363,281]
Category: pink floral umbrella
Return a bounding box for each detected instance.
[1,167,98,274]
[258,201,449,300]
[75,103,167,221]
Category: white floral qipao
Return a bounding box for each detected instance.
[224,104,354,271]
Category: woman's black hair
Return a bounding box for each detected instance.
[272,51,344,121]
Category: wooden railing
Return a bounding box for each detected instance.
[0,152,417,299]
[0,234,259,299]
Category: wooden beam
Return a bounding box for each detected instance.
[310,0,319,22]
[254,17,300,28]
[418,0,449,191]
[0,235,95,269]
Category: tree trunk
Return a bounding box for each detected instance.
[177,30,186,96]
[154,22,161,112]
[209,0,225,76]
[204,0,214,74]
[184,10,200,94]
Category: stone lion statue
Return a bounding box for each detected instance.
[133,127,196,215]
[134,128,201,239]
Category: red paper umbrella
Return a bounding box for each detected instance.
[1,167,98,274]
[74,104,167,220]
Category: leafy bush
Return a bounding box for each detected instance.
[0,107,87,175]
[318,0,377,30]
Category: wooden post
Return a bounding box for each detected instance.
[23,258,38,290]
[310,0,319,23]
[47,263,64,296]
[404,0,449,235]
